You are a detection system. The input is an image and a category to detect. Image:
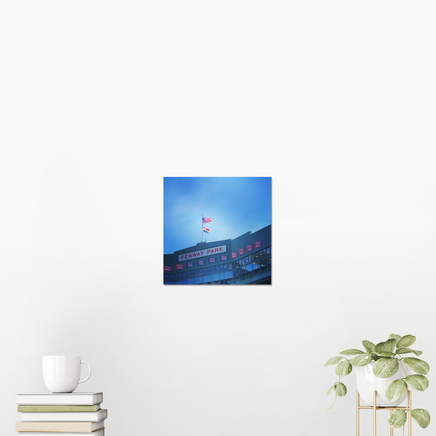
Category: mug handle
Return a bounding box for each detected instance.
[79,360,92,384]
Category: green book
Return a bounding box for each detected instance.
[18,404,101,412]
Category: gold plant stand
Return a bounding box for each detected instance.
[356,390,412,436]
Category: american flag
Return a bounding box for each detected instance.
[202,217,212,223]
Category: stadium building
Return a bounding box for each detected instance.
[164,225,271,285]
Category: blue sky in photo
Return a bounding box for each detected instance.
[164,177,271,254]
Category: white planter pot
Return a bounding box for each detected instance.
[355,361,411,407]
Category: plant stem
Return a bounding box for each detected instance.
[398,355,407,378]
[325,377,341,411]
[325,393,337,411]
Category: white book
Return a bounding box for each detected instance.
[21,408,107,422]
[19,431,104,436]
[17,392,103,405]
[16,421,104,433]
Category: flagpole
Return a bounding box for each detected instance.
[201,214,203,243]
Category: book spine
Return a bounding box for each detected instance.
[18,405,101,412]
[18,431,105,436]
[16,393,103,405]
[21,410,106,422]
[16,421,96,432]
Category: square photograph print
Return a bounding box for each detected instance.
[163,177,271,285]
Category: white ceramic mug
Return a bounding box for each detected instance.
[42,356,92,393]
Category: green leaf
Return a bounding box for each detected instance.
[377,352,396,357]
[405,375,429,391]
[325,356,342,366]
[334,382,347,397]
[326,383,337,396]
[397,335,416,348]
[350,353,373,367]
[339,349,364,356]
[402,357,430,375]
[388,409,407,428]
[389,334,402,344]
[396,347,422,356]
[411,409,431,428]
[362,340,375,353]
[386,379,407,402]
[373,357,399,378]
[374,339,396,354]
[335,360,353,377]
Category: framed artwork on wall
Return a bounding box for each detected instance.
[163,177,271,285]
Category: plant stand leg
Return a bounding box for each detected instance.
[356,390,412,436]
[408,390,412,436]
[357,391,360,436]
[373,391,377,436]
[390,410,393,436]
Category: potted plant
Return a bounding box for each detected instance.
[325,334,430,430]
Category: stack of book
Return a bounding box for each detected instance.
[16,392,106,435]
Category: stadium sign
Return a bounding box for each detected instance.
[178,244,227,262]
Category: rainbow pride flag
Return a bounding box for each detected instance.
[203,227,210,233]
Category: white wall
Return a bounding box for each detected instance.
[1,2,436,435]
